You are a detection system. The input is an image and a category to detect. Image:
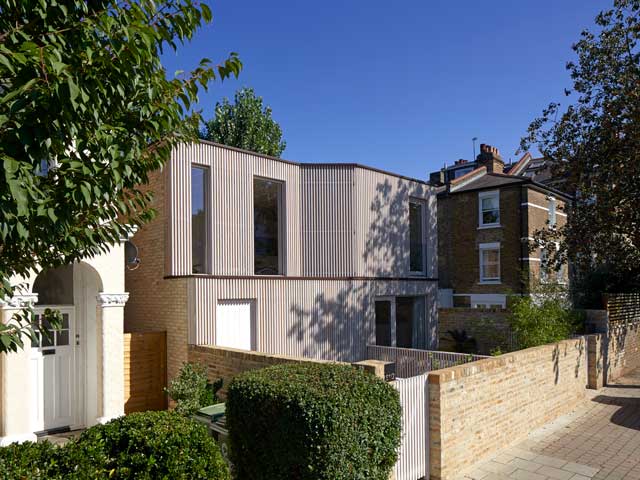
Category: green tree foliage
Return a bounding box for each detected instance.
[521,0,640,298]
[203,87,286,157]
[0,0,241,352]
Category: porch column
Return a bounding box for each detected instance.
[0,294,39,445]
[96,293,129,424]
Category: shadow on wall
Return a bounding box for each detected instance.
[591,395,640,431]
[551,340,585,386]
[287,178,432,362]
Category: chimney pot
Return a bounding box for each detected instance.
[476,143,504,173]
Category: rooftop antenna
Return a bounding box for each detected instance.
[472,137,478,160]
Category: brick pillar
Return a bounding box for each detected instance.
[96,293,128,423]
[0,294,39,445]
[587,334,605,390]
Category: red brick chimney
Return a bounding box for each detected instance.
[477,144,504,173]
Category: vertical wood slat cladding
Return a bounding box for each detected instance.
[300,165,354,276]
[353,168,436,277]
[168,143,302,276]
[123,331,167,413]
[191,277,438,362]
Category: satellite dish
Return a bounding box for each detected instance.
[125,241,141,270]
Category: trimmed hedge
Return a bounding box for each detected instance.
[0,411,229,480]
[226,363,402,480]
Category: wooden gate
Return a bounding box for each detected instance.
[124,331,167,413]
[393,374,429,480]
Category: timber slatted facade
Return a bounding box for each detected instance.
[123,331,167,413]
[125,141,439,376]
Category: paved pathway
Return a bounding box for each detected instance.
[460,369,640,480]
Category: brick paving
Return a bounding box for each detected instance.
[459,369,640,480]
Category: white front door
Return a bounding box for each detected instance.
[215,300,255,351]
[29,307,75,432]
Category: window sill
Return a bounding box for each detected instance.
[478,280,501,285]
[409,271,427,277]
[477,224,502,230]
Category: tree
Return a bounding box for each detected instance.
[521,0,640,303]
[202,87,286,157]
[0,0,241,352]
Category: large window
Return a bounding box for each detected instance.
[374,296,427,349]
[192,166,209,274]
[409,200,426,274]
[254,178,283,275]
[479,242,500,283]
[478,190,500,227]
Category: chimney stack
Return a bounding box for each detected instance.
[477,144,504,174]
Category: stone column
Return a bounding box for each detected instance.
[0,294,39,445]
[96,293,128,424]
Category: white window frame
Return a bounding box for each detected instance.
[548,196,557,227]
[478,190,500,228]
[479,242,501,284]
[409,198,427,275]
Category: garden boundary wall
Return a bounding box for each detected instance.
[428,337,588,480]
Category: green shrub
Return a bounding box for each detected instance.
[78,411,229,479]
[226,363,401,480]
[166,362,222,416]
[0,412,229,479]
[509,295,583,349]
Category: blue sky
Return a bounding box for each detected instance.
[161,1,607,180]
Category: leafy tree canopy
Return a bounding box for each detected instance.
[521,0,640,297]
[202,87,286,157]
[0,0,241,352]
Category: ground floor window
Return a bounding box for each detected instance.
[374,296,426,349]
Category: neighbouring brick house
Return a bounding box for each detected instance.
[431,144,572,308]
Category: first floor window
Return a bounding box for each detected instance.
[479,190,500,227]
[254,177,284,275]
[479,242,500,283]
[409,200,426,274]
[192,165,209,274]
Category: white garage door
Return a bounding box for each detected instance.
[215,300,255,351]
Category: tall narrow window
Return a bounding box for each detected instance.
[375,300,392,346]
[478,190,500,227]
[409,200,426,274]
[192,166,209,274]
[254,178,283,275]
[479,242,500,283]
[548,197,557,227]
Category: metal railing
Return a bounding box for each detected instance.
[366,345,489,379]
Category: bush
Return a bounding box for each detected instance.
[0,412,229,480]
[78,411,229,479]
[226,363,401,480]
[509,294,583,349]
[166,362,222,416]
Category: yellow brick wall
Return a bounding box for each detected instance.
[188,345,346,398]
[607,322,640,382]
[124,168,190,384]
[428,337,588,480]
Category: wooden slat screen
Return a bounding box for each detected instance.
[124,331,167,413]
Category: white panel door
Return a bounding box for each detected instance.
[215,300,254,351]
[30,308,75,432]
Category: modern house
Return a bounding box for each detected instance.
[124,141,439,382]
[0,246,129,445]
[432,144,571,308]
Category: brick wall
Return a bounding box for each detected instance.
[188,345,346,397]
[428,337,588,480]
[438,308,513,355]
[124,168,191,384]
[584,294,640,386]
